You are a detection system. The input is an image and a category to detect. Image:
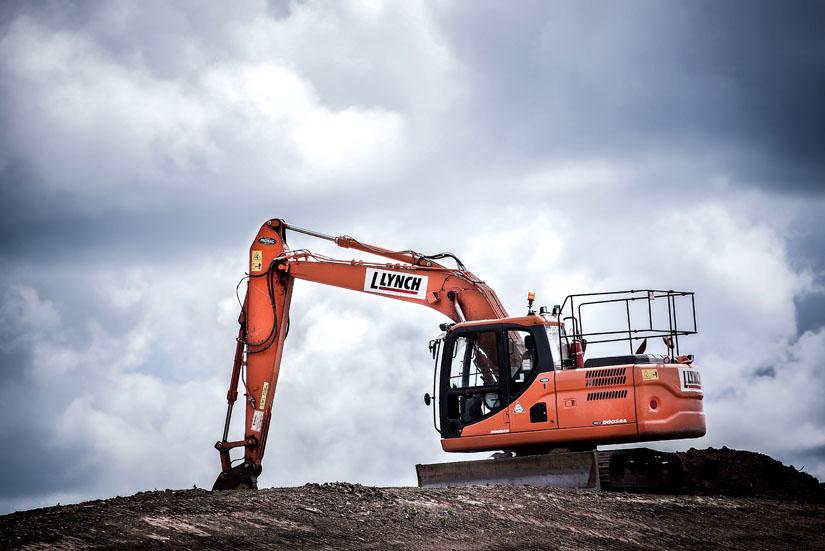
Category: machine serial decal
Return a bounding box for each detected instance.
[251,250,263,272]
[513,403,524,414]
[259,381,269,410]
[678,367,702,392]
[251,410,264,432]
[641,368,659,381]
[490,428,510,434]
[258,236,277,245]
[593,418,627,426]
[364,268,428,300]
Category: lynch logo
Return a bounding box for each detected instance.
[678,367,702,392]
[364,268,428,300]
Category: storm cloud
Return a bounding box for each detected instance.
[0,1,823,512]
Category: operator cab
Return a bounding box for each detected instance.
[428,315,555,438]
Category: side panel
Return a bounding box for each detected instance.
[555,366,637,430]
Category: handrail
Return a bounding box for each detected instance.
[555,289,697,363]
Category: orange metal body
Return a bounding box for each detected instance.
[215,219,706,483]
[442,358,705,452]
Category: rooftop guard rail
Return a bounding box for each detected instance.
[555,289,697,363]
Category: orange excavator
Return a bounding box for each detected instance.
[213,219,705,491]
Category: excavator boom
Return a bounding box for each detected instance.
[214,219,508,489]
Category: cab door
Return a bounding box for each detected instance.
[505,328,559,433]
[438,327,509,438]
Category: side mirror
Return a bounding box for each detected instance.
[424,393,433,406]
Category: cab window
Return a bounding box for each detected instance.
[507,329,536,396]
[445,330,501,425]
[448,331,499,388]
[545,325,567,369]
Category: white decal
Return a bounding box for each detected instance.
[364,268,428,300]
[251,410,264,432]
[678,367,702,392]
[593,418,627,426]
[490,428,510,434]
[513,403,524,414]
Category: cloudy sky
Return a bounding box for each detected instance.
[1,0,823,512]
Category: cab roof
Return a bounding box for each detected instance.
[450,314,561,331]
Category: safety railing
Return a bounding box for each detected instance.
[553,289,697,363]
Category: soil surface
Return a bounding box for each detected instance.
[2,448,823,550]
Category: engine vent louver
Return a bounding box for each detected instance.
[585,367,627,387]
[587,389,628,401]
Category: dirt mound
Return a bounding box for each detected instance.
[1,449,824,550]
[679,447,825,502]
[2,483,824,550]
[2,483,825,550]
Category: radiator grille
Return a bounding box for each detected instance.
[587,389,628,401]
[585,367,627,387]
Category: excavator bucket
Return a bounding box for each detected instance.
[213,460,260,491]
[416,451,600,489]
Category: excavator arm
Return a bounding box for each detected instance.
[213,219,508,489]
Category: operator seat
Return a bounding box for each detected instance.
[462,394,483,423]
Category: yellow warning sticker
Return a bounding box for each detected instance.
[259,381,269,410]
[642,368,659,381]
[251,250,263,272]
